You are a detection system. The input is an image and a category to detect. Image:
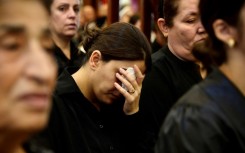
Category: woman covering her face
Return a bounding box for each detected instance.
[155,0,245,152]
[36,22,152,153]
[0,0,57,153]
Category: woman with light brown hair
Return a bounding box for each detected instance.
[48,0,84,75]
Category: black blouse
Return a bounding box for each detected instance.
[139,45,202,153]
[155,68,245,153]
[53,41,85,75]
[37,68,148,153]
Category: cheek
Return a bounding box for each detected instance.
[173,24,196,41]
[50,15,63,29]
[179,29,194,42]
[0,63,23,101]
[99,75,116,90]
[45,56,58,87]
[96,72,117,92]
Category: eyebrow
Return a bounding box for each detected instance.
[187,11,198,16]
[58,2,79,7]
[0,25,25,36]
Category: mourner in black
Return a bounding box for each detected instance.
[48,0,84,76]
[38,22,152,153]
[138,0,206,152]
[155,0,245,152]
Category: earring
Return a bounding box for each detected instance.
[227,38,235,48]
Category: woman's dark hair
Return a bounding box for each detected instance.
[80,22,152,73]
[129,14,140,25]
[194,0,245,69]
[160,0,180,27]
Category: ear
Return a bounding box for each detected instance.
[89,50,102,70]
[213,19,237,46]
[157,18,169,37]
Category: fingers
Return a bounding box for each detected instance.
[114,65,144,115]
[115,72,135,95]
[114,65,144,97]
[133,65,145,84]
[114,82,135,98]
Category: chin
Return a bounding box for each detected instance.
[101,97,115,105]
[103,100,114,105]
[65,32,77,37]
[20,113,49,133]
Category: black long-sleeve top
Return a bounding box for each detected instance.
[155,68,245,153]
[54,41,85,75]
[139,45,202,153]
[38,68,146,153]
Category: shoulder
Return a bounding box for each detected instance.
[156,84,225,152]
[23,138,55,153]
[161,75,229,140]
[151,45,169,64]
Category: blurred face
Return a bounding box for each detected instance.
[92,60,145,105]
[50,0,80,38]
[0,1,57,133]
[166,0,207,61]
[82,5,96,23]
[237,5,245,52]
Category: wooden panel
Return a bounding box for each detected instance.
[107,0,119,25]
[140,0,151,42]
[151,0,161,21]
[83,0,96,6]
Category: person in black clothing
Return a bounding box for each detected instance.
[155,0,245,152]
[48,0,85,75]
[37,22,152,153]
[138,0,207,152]
[0,0,57,152]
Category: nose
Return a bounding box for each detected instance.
[68,7,76,19]
[24,40,57,86]
[197,21,206,34]
[197,22,207,39]
[198,26,206,34]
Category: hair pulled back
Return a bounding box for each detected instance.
[80,22,152,72]
[159,0,180,27]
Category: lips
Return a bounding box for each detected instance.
[66,23,77,29]
[18,93,51,111]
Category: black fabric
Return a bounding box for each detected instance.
[151,39,163,54]
[53,41,85,75]
[37,68,147,153]
[23,138,54,153]
[155,68,245,153]
[139,45,202,153]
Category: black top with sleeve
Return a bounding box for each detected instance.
[155,68,245,153]
[139,45,202,153]
[54,41,85,75]
[38,68,147,153]
[23,139,54,153]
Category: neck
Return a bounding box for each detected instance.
[72,66,101,111]
[52,32,71,59]
[219,48,245,96]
